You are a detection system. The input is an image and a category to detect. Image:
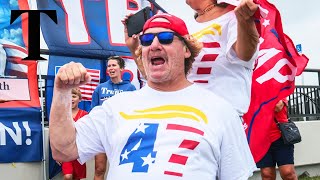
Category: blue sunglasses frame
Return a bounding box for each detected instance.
[139,31,184,46]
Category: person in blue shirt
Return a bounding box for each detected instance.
[91,56,136,108]
[91,55,136,180]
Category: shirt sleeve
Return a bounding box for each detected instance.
[282,98,288,106]
[75,104,112,164]
[225,12,258,70]
[218,110,257,180]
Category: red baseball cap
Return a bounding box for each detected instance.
[142,13,189,36]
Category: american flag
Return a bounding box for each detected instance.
[1,40,29,78]
[54,67,100,101]
[79,68,100,101]
[0,40,40,108]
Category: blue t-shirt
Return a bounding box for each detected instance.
[91,80,136,109]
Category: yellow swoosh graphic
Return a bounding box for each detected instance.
[119,105,208,124]
[192,23,222,39]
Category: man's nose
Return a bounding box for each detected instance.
[149,36,162,51]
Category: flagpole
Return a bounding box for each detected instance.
[146,0,168,13]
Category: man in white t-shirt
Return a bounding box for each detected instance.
[50,13,255,180]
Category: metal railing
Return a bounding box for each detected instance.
[288,69,320,121]
[288,86,320,121]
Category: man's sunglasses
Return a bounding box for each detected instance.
[139,31,184,46]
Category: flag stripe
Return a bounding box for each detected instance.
[78,68,100,101]
[7,62,28,73]
[81,82,99,87]
[2,44,28,54]
[166,124,204,136]
[164,171,183,177]
[197,67,212,74]
[79,87,96,91]
[201,54,218,62]
[194,80,209,84]
[179,140,200,150]
[80,92,94,95]
[203,42,220,48]
[168,154,188,165]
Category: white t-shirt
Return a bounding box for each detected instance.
[75,84,256,180]
[187,11,258,115]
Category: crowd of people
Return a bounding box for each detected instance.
[48,0,298,179]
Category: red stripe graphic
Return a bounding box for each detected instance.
[203,42,220,48]
[194,80,208,84]
[164,171,183,177]
[179,140,200,150]
[201,54,218,62]
[166,124,204,136]
[192,42,220,85]
[168,154,188,165]
[164,124,204,177]
[197,67,212,75]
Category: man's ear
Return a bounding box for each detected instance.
[184,46,191,58]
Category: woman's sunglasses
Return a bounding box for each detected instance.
[139,31,184,46]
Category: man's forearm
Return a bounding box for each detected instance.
[235,18,259,61]
[49,88,78,162]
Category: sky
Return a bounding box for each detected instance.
[269,0,319,68]
[268,0,320,85]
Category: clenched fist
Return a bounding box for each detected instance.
[54,62,91,90]
[234,0,258,22]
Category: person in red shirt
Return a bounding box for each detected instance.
[257,98,298,180]
[61,88,88,180]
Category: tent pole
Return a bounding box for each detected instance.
[38,61,47,180]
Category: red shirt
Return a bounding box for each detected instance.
[73,109,88,122]
[269,99,288,142]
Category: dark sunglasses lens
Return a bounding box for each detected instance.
[140,34,155,46]
[158,32,174,45]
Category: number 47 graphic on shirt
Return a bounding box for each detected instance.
[119,123,204,177]
[119,123,158,172]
